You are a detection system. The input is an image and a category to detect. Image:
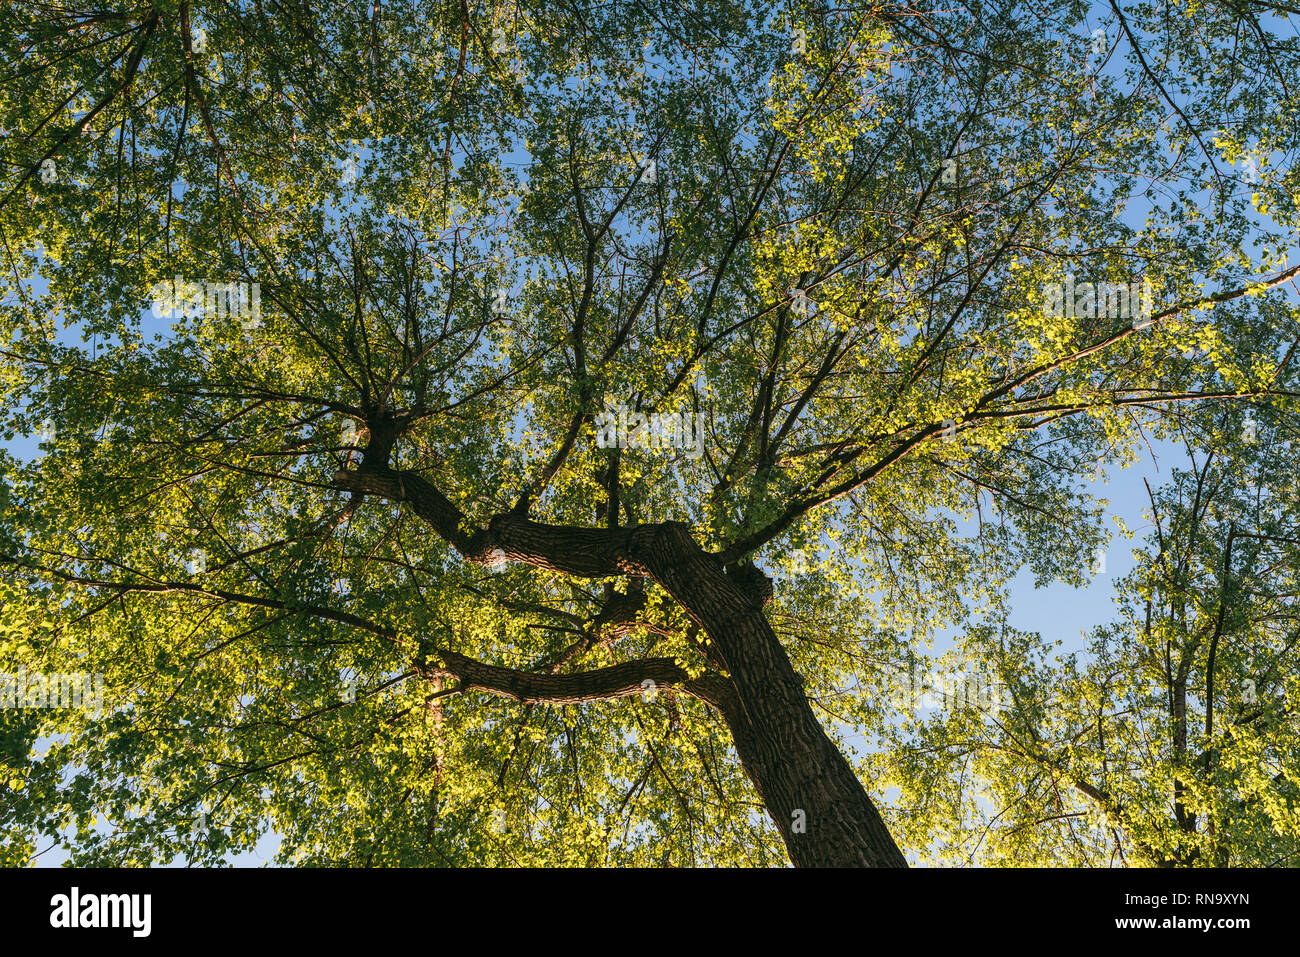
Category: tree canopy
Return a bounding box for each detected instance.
[1,0,1298,866]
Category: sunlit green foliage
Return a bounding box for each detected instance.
[1,1,1297,865]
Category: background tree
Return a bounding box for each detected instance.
[1,1,1298,866]
[877,403,1300,866]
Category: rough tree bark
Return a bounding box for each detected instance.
[335,462,907,867]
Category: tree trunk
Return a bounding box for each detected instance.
[337,466,908,867]
[625,522,907,867]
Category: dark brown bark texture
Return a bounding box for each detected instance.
[336,464,908,867]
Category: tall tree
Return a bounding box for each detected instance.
[1,1,1297,866]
